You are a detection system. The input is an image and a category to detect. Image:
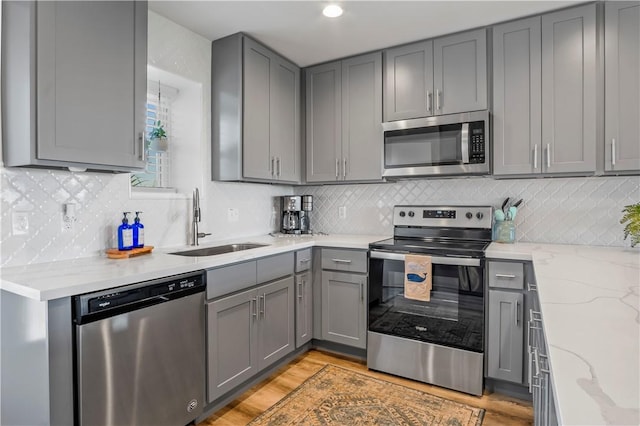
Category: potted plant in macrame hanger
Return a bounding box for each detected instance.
[147,120,168,152]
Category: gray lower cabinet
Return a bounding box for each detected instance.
[207,267,294,403]
[295,271,313,347]
[2,1,147,171]
[321,271,367,349]
[305,52,382,183]
[486,260,528,385]
[605,2,640,173]
[212,33,300,183]
[493,3,597,176]
[383,28,487,122]
[487,290,524,383]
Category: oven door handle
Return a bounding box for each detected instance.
[370,250,481,267]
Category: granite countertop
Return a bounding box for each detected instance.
[0,234,389,301]
[488,242,640,426]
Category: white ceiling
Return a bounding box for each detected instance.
[149,1,583,67]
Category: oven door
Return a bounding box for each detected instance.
[368,250,484,353]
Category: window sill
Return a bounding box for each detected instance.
[129,186,190,200]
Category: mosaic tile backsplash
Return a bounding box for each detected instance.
[297,176,640,247]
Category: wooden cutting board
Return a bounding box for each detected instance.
[106,246,154,259]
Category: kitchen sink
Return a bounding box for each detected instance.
[169,243,269,257]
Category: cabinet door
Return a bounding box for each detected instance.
[341,52,383,182]
[541,4,597,174]
[433,29,487,115]
[605,2,640,172]
[243,38,273,180]
[305,62,342,182]
[487,290,524,384]
[36,1,146,169]
[271,56,301,182]
[295,272,313,348]
[493,17,542,176]
[207,289,258,402]
[257,276,295,370]
[383,40,433,121]
[322,271,367,349]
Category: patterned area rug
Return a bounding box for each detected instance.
[249,365,484,425]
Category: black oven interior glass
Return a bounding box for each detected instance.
[369,256,484,353]
[384,120,485,169]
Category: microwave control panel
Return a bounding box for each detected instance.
[469,122,485,164]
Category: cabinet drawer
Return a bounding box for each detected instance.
[321,248,367,273]
[257,252,294,283]
[207,261,257,300]
[488,261,524,290]
[295,248,312,273]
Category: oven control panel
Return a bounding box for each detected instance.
[394,206,493,229]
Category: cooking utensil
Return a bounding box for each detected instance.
[508,206,517,220]
[494,210,505,221]
[501,197,510,213]
[512,199,523,208]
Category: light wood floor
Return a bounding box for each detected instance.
[199,349,533,425]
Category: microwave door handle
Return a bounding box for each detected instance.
[370,250,480,267]
[461,122,470,164]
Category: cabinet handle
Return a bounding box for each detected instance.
[277,157,281,177]
[298,279,304,300]
[251,297,258,318]
[495,273,516,279]
[533,348,541,377]
[260,294,265,318]
[546,143,551,169]
[271,157,275,177]
[427,91,432,113]
[515,299,520,327]
[533,144,538,169]
[299,258,311,263]
[360,282,363,302]
[343,158,347,178]
[331,258,352,264]
[335,158,339,178]
[527,282,537,292]
[139,132,146,161]
[611,138,616,167]
[436,89,441,111]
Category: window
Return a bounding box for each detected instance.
[131,80,178,189]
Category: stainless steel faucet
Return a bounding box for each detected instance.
[192,187,211,246]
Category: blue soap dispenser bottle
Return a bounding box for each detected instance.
[132,211,144,248]
[117,212,133,251]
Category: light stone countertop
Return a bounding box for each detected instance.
[0,234,388,301]
[487,242,640,426]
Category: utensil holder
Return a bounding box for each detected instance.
[494,220,515,243]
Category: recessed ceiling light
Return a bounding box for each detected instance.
[323,4,343,18]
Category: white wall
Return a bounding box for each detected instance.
[297,175,640,247]
[0,11,291,267]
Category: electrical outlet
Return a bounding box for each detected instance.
[227,208,239,223]
[338,206,347,219]
[12,212,29,236]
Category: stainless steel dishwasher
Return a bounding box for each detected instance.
[73,271,206,426]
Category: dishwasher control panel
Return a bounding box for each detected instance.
[74,271,205,323]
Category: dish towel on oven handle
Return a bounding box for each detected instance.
[404,254,432,302]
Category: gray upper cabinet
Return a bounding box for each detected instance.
[541,4,597,174]
[383,29,487,122]
[2,1,147,171]
[493,4,598,177]
[492,17,542,176]
[306,52,382,183]
[212,34,301,183]
[605,2,640,173]
[384,41,433,121]
[433,29,488,115]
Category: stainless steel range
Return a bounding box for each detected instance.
[367,205,493,396]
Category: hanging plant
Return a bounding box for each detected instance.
[620,202,640,247]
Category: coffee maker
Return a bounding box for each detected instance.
[280,195,313,234]
[281,196,301,234]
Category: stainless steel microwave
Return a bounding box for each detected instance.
[382,110,490,178]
